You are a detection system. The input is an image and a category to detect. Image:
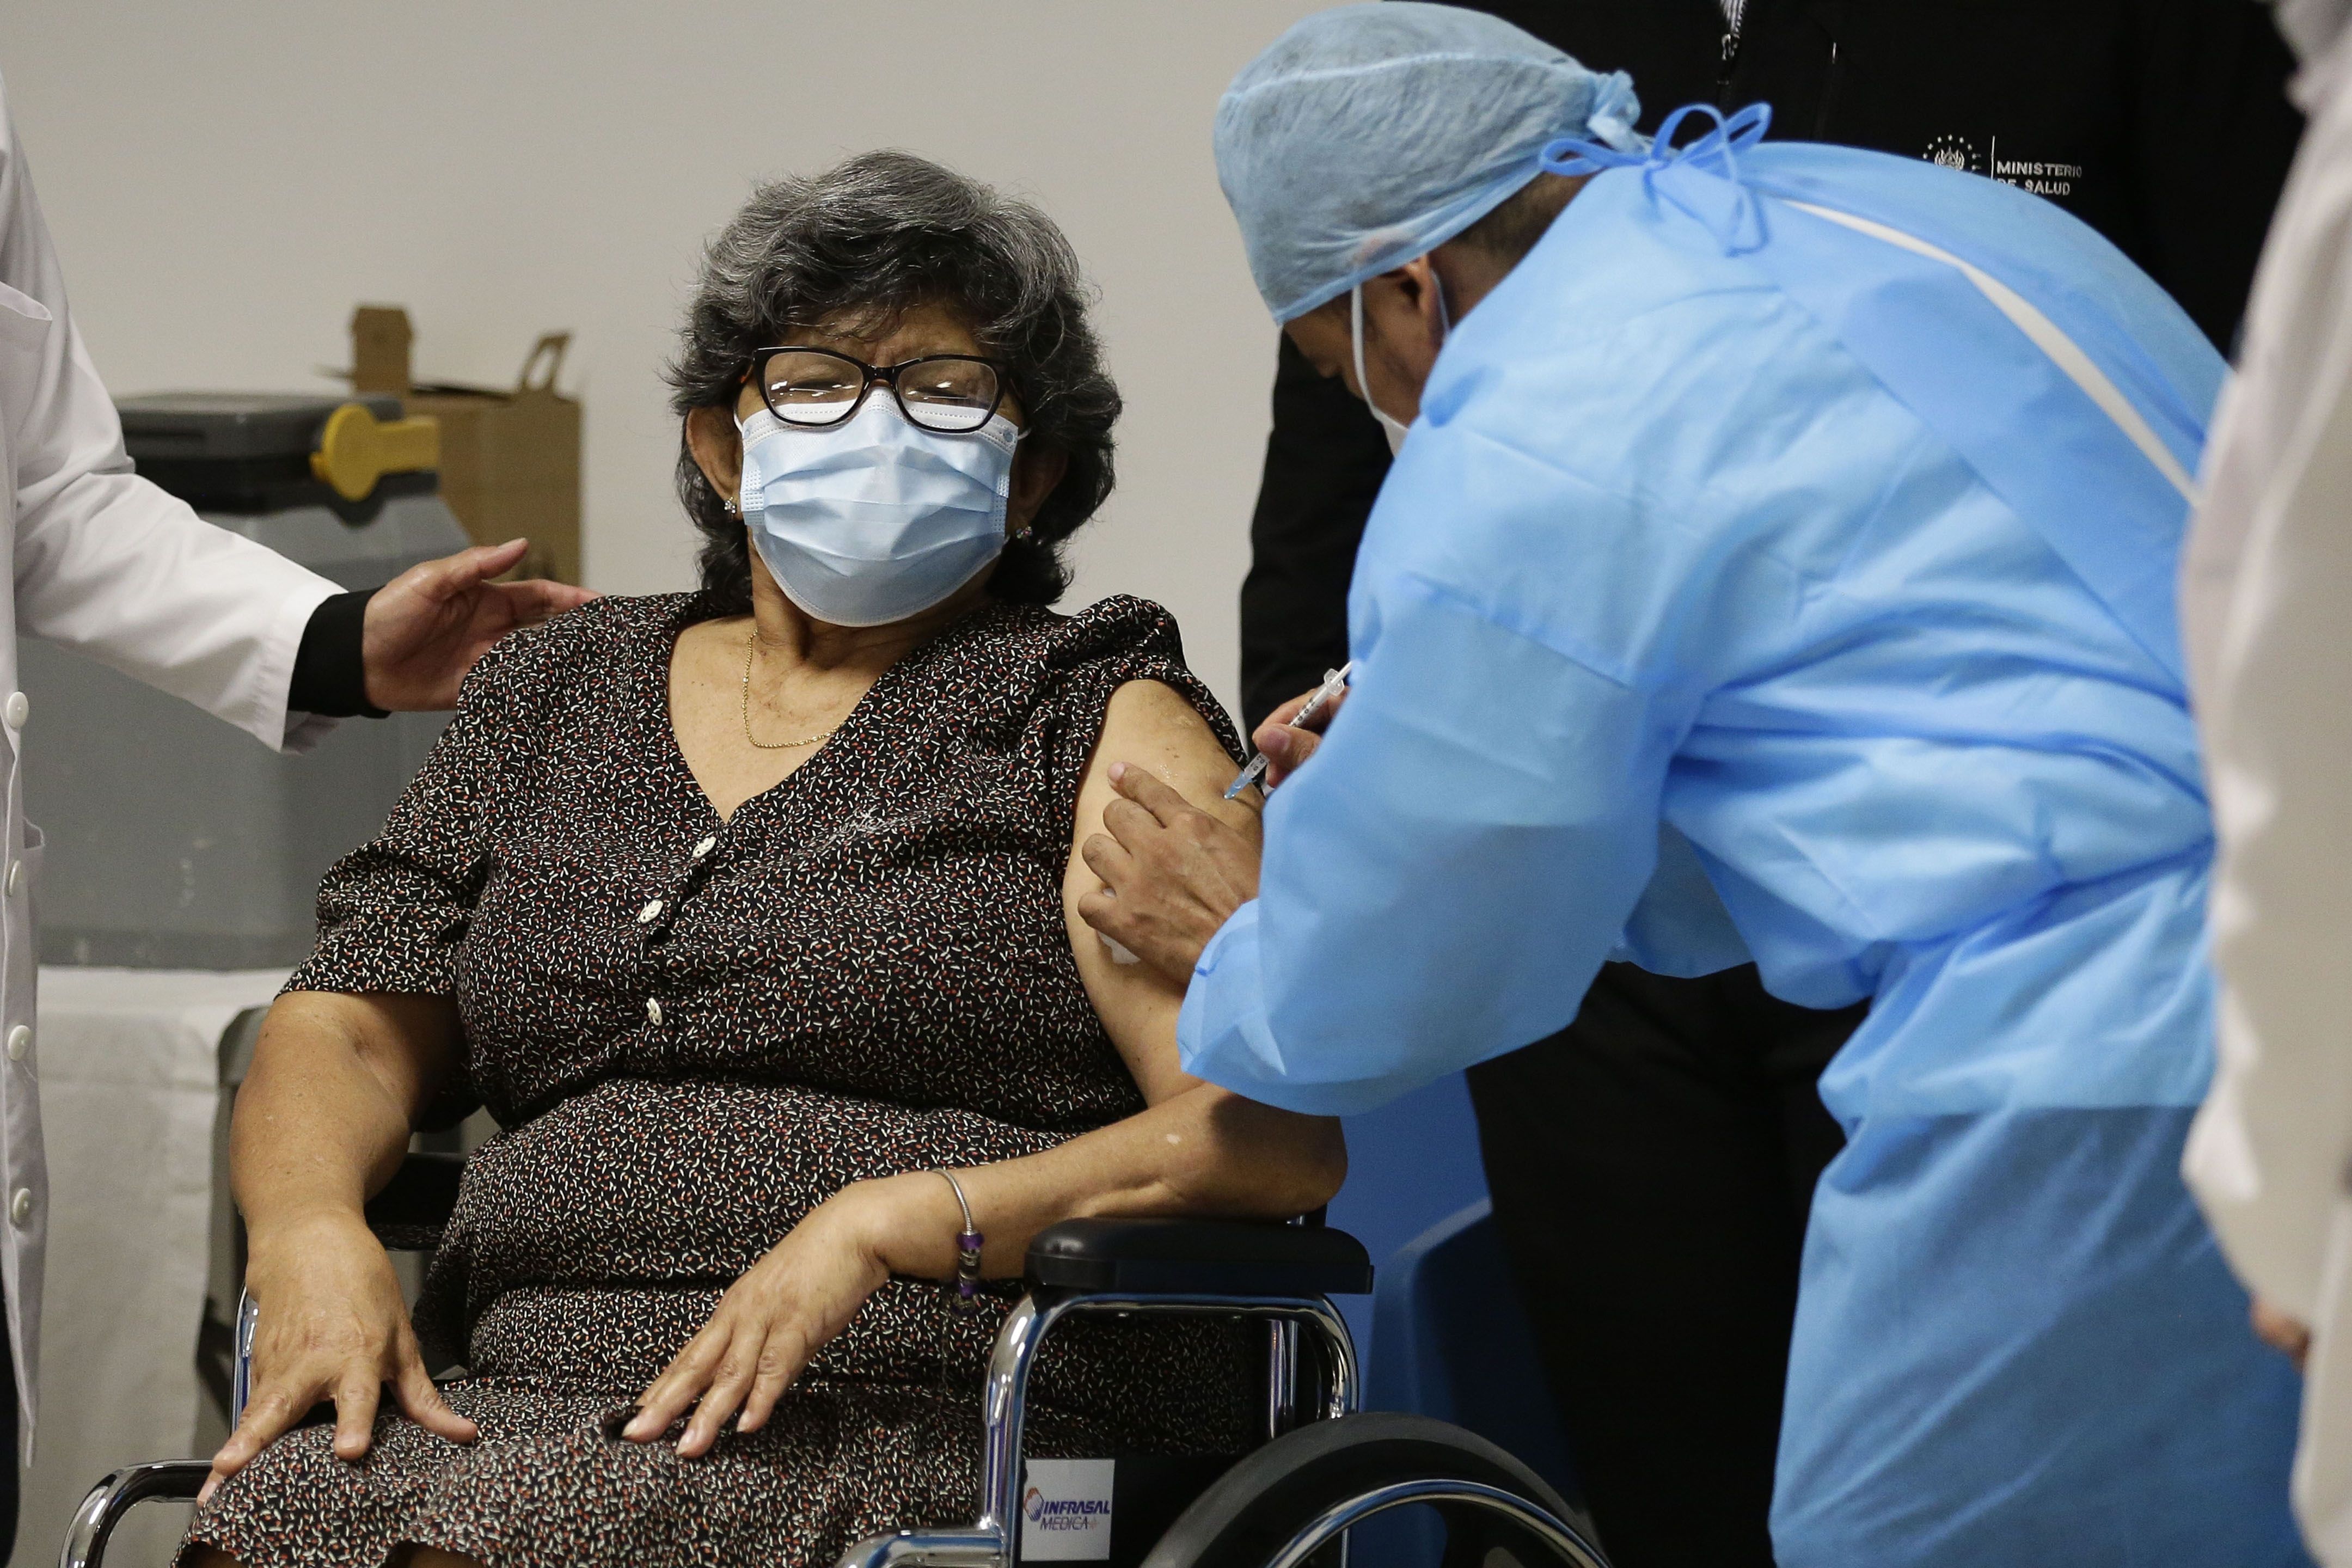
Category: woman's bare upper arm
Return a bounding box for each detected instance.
[262,990,463,1124]
[1064,680,1261,1104]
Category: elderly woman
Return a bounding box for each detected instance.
[180,151,1342,1568]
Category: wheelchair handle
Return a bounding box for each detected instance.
[59,1461,211,1568]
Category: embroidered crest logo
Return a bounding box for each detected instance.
[1924,133,2084,199]
[1925,133,1978,174]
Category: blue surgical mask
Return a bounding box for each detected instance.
[736,397,1022,627]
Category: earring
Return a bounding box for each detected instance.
[724,495,740,517]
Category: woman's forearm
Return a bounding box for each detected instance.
[230,991,458,1236]
[847,1086,1346,1282]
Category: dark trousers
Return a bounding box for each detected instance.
[1466,963,1864,1568]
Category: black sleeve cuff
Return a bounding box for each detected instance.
[289,589,388,719]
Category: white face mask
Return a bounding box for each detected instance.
[1351,277,1451,458]
[736,398,1021,627]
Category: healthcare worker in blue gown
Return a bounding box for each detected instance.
[1075,7,2310,1565]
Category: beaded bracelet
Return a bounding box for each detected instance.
[934,1169,985,1313]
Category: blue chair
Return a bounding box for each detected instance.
[1324,1074,1492,1361]
[1325,1074,1587,1568]
[1370,1200,1578,1498]
[1326,1074,1574,1478]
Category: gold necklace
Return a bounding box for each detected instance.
[740,632,840,751]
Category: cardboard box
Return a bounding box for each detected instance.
[349,305,581,583]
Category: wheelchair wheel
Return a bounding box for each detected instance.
[1140,1413,1609,1568]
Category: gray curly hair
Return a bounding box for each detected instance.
[667,150,1121,612]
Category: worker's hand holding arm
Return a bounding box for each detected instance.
[1080,765,1264,983]
[1079,679,1346,982]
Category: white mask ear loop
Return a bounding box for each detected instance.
[1352,275,1450,457]
[1352,284,1414,455]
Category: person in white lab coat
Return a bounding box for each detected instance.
[2180,1,2352,1563]
[0,68,591,1541]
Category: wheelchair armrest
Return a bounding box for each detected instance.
[363,1149,464,1250]
[1026,1217,1374,1297]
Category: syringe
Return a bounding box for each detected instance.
[1225,661,1353,800]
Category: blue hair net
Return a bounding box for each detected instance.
[1215,2,1645,323]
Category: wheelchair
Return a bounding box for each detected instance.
[60,1153,1609,1568]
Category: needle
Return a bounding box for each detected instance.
[1226,661,1353,800]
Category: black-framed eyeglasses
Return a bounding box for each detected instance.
[747,346,1012,434]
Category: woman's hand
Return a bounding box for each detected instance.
[203,1210,477,1502]
[624,1178,940,1457]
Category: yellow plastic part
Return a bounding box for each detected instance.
[309,402,441,503]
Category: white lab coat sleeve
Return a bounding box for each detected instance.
[1177,574,1677,1116]
[2181,23,2352,1333]
[0,75,338,751]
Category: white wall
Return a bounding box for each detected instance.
[0,0,1321,718]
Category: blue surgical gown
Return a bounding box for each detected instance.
[1180,143,2310,1567]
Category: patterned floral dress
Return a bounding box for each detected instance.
[183,592,1258,1568]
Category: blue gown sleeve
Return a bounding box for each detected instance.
[1612,822,1754,976]
[1177,572,1681,1115]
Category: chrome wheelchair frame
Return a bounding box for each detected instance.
[834,1267,1358,1568]
[60,1154,1609,1568]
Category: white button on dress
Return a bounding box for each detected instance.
[10,1188,32,1226]
[693,836,718,860]
[4,691,28,729]
[5,1026,28,1063]
[638,900,664,924]
[645,998,663,1026]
